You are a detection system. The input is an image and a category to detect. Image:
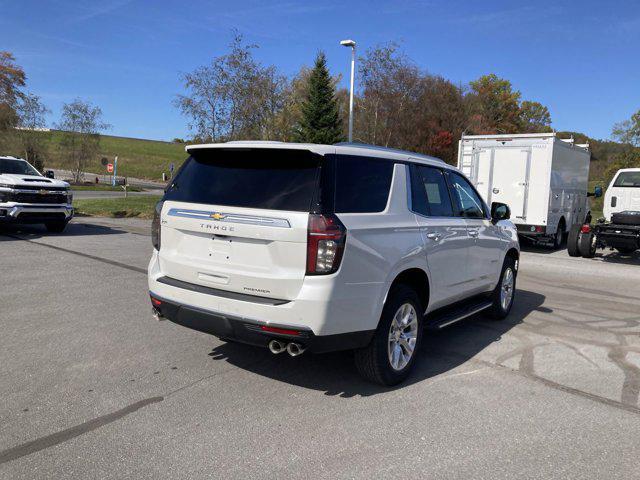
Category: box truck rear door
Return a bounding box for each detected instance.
[491,148,530,220]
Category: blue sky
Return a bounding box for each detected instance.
[3,0,639,141]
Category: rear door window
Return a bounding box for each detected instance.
[163,149,321,212]
[410,165,454,217]
[334,155,394,213]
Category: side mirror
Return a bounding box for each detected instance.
[491,202,510,222]
[588,186,603,198]
[44,170,55,179]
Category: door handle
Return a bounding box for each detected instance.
[425,232,441,242]
[468,229,479,237]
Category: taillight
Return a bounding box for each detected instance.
[306,214,346,275]
[151,201,163,251]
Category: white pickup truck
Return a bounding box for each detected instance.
[569,168,640,257]
[0,156,73,232]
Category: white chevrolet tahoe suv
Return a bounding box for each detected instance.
[148,142,520,385]
[0,156,73,232]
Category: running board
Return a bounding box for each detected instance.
[425,299,492,330]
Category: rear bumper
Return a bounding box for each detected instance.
[149,293,374,353]
[0,204,73,224]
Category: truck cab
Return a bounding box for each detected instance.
[603,168,640,221]
[0,156,73,232]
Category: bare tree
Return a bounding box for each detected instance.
[175,34,288,142]
[16,93,50,171]
[56,99,109,183]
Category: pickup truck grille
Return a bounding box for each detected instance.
[10,192,68,204]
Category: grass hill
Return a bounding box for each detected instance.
[25,130,187,181]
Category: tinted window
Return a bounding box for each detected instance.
[410,165,454,217]
[448,172,486,218]
[0,158,41,176]
[613,171,640,187]
[163,149,320,212]
[334,156,394,213]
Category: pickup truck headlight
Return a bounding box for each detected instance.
[66,191,73,203]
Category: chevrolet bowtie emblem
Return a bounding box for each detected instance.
[39,189,48,195]
[210,213,226,220]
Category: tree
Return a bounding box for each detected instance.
[294,52,343,144]
[56,99,109,183]
[612,109,640,147]
[175,34,288,142]
[0,51,26,130]
[15,93,50,172]
[356,43,422,147]
[519,100,552,132]
[468,74,522,133]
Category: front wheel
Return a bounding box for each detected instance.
[354,284,423,386]
[487,256,517,320]
[45,220,68,233]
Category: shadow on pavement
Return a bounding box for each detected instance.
[0,221,127,241]
[207,289,546,398]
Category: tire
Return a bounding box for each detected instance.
[552,220,565,250]
[616,246,637,255]
[354,284,423,386]
[45,221,68,233]
[579,231,596,258]
[567,224,582,257]
[487,256,517,320]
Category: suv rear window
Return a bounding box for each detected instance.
[334,155,394,213]
[613,171,640,187]
[163,149,321,211]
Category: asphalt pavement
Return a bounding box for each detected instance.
[1,218,639,479]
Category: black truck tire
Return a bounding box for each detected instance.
[579,231,597,258]
[567,223,582,257]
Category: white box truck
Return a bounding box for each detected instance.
[458,133,595,247]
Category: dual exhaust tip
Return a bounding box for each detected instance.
[269,339,307,357]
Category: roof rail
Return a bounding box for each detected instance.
[334,142,443,162]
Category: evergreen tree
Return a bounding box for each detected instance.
[295,52,344,144]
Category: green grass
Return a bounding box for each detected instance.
[74,195,161,219]
[71,184,143,192]
[33,130,187,181]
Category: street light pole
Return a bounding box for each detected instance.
[340,39,356,143]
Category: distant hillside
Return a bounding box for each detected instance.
[5,129,637,183]
[30,130,187,181]
[557,131,639,180]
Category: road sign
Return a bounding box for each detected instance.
[101,157,108,166]
[107,163,114,173]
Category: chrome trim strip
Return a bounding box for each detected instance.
[167,208,291,228]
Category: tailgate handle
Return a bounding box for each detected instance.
[198,272,230,285]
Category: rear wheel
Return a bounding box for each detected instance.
[567,224,582,257]
[355,284,423,386]
[45,220,68,233]
[579,231,597,258]
[487,256,517,320]
[552,220,565,250]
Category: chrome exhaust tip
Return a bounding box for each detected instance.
[286,342,307,357]
[268,339,287,354]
